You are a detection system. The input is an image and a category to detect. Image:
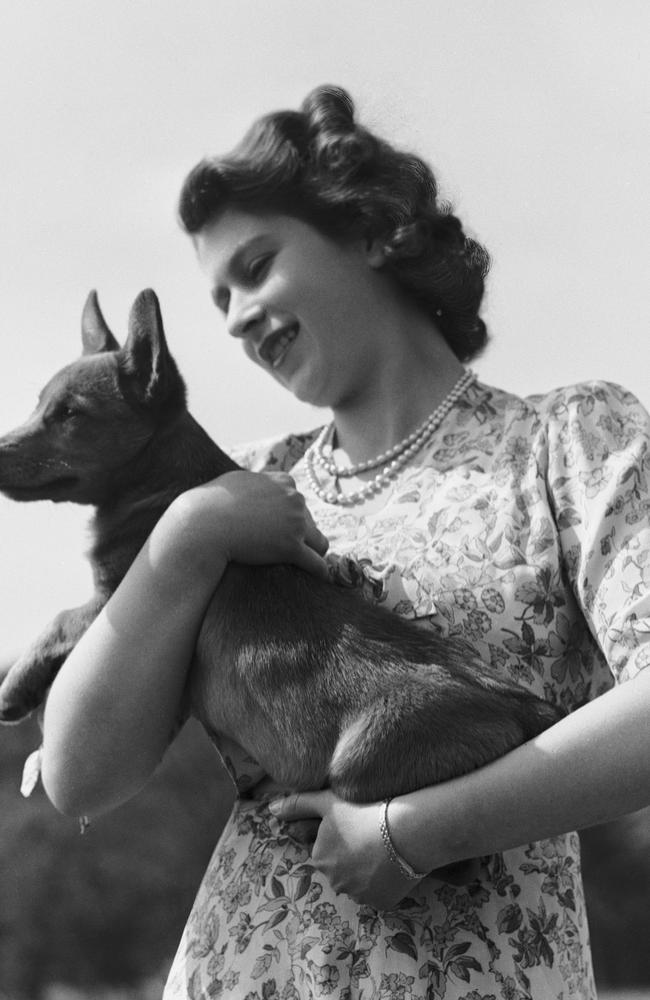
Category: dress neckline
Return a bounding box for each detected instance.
[296,378,489,520]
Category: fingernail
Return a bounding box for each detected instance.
[268,798,283,815]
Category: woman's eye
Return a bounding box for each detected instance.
[247,254,272,281]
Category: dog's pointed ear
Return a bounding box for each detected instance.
[122,289,183,408]
[81,291,121,354]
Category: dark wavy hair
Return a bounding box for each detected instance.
[179,85,490,361]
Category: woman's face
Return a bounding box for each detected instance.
[193,208,391,409]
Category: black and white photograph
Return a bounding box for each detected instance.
[0,3,648,998]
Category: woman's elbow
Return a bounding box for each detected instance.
[40,693,165,818]
[41,764,93,818]
[40,740,150,819]
[41,754,109,818]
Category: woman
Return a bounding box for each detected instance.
[42,86,650,999]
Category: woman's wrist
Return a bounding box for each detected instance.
[380,799,430,879]
[386,783,471,874]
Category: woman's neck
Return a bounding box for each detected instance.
[330,328,466,468]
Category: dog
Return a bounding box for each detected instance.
[0,290,562,813]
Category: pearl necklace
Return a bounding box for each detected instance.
[305,368,476,506]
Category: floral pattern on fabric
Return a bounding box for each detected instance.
[164,380,650,999]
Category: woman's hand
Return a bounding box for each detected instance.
[166,471,329,580]
[269,790,424,910]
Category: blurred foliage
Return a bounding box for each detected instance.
[0,705,649,998]
[581,810,650,987]
[0,714,235,999]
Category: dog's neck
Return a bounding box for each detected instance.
[89,410,240,594]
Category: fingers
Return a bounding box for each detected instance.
[304,512,329,556]
[266,472,330,572]
[268,788,333,821]
[265,471,297,489]
[214,470,330,576]
[294,544,330,581]
[286,818,321,844]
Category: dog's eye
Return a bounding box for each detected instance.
[58,405,79,420]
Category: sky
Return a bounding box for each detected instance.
[0,0,647,657]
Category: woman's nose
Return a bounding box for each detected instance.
[228,299,266,340]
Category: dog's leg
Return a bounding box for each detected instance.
[0,597,105,722]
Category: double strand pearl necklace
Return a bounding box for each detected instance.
[305,368,476,506]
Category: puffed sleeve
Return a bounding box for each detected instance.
[544,382,650,682]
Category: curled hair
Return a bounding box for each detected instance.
[179,85,490,361]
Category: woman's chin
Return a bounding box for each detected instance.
[273,369,324,408]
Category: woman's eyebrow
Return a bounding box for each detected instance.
[213,233,270,297]
[229,235,272,273]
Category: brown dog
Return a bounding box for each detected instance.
[0,291,561,808]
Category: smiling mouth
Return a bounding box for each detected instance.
[259,325,299,369]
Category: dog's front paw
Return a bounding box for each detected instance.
[0,603,98,724]
[0,648,64,722]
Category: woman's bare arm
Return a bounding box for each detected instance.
[393,665,650,869]
[41,471,328,818]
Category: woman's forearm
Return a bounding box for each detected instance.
[42,500,228,818]
[390,667,650,872]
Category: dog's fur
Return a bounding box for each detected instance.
[0,290,562,805]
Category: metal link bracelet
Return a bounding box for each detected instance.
[379,798,429,881]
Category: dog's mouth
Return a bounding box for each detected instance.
[258,324,299,369]
[0,475,80,502]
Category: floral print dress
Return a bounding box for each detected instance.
[163,379,650,1000]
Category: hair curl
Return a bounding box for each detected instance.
[179,85,490,361]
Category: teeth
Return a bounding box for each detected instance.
[263,326,298,368]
